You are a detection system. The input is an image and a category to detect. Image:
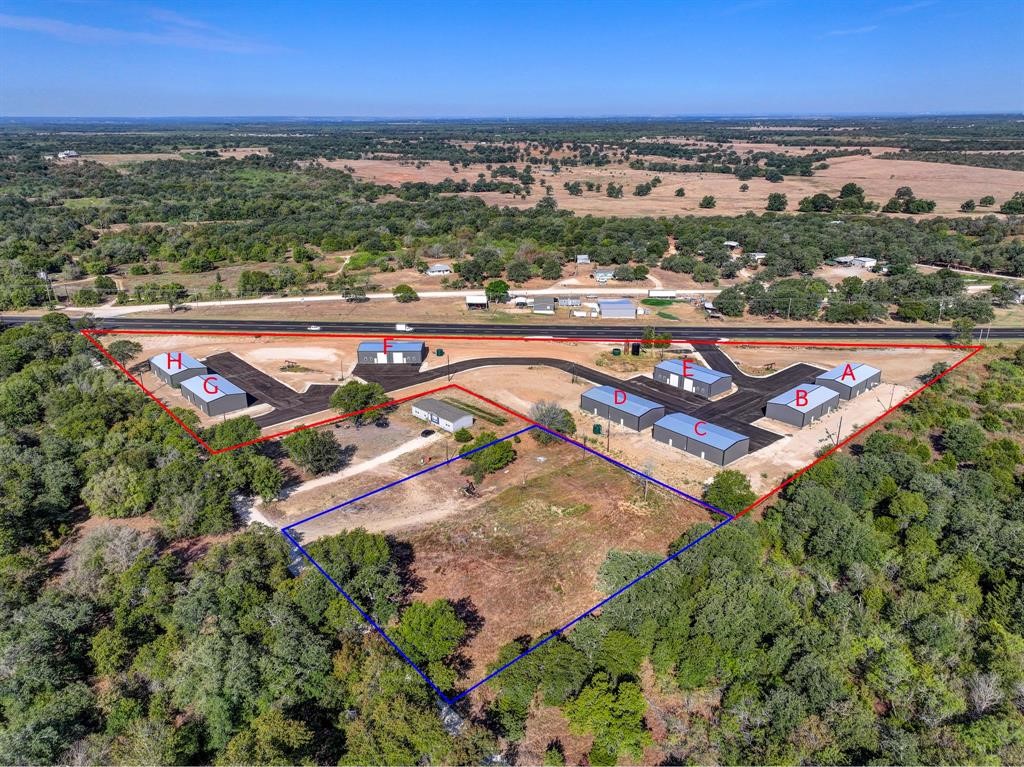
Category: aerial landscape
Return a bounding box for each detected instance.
[1,1,1023,765]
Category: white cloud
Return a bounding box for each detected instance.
[825,24,879,37]
[0,10,281,54]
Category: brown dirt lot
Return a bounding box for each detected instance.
[402,442,714,680]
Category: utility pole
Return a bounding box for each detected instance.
[835,415,843,446]
[606,415,611,451]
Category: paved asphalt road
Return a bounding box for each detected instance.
[4,314,1018,340]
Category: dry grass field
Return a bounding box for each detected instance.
[331,152,1023,218]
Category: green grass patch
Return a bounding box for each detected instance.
[440,398,508,425]
[641,298,675,307]
[657,311,680,320]
[346,251,383,270]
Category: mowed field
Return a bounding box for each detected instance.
[332,154,1023,218]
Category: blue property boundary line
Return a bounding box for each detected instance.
[284,421,735,705]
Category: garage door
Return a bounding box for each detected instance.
[375,353,387,363]
[668,373,679,387]
[393,352,405,363]
[683,377,694,392]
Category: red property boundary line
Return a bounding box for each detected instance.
[82,329,984,515]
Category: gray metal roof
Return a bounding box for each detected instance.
[149,351,204,374]
[655,413,747,450]
[358,341,425,353]
[180,374,245,402]
[414,397,472,423]
[817,362,880,383]
[767,384,840,413]
[655,359,729,385]
[582,385,662,417]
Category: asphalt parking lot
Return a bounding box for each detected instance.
[354,347,828,451]
[204,352,336,428]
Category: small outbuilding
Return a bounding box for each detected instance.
[533,296,557,314]
[593,269,615,283]
[576,254,591,264]
[149,351,207,387]
[815,362,882,400]
[426,263,453,276]
[652,412,750,466]
[357,340,427,364]
[765,384,840,428]
[411,398,474,433]
[465,294,488,310]
[653,359,732,398]
[180,374,248,417]
[853,257,878,269]
[580,385,665,431]
[598,298,637,319]
[558,296,582,307]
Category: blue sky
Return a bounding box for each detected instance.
[1,0,1022,117]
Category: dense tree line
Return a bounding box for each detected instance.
[0,319,492,764]
[878,150,1024,172]
[1,318,1022,764]
[486,345,1024,764]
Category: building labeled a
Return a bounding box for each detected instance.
[815,362,882,400]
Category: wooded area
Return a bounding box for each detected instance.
[1,317,1021,764]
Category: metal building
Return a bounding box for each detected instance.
[652,412,750,466]
[598,299,637,319]
[765,384,840,428]
[411,398,474,433]
[356,341,427,364]
[533,296,556,314]
[815,362,882,400]
[652,359,732,398]
[149,351,207,387]
[579,385,665,431]
[180,374,248,417]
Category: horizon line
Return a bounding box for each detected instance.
[2,111,1023,123]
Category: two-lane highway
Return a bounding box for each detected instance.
[2,315,1020,340]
